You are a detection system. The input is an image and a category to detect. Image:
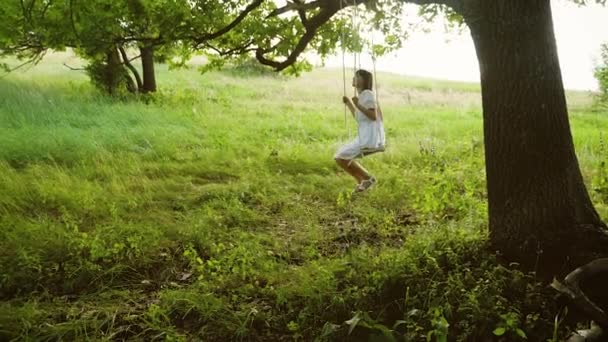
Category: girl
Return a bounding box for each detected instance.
[335,69,386,193]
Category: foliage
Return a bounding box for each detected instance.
[206,0,411,75]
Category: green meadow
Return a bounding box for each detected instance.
[1,52,607,341]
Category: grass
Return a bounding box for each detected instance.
[1,52,607,341]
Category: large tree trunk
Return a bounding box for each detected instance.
[140,44,156,93]
[462,0,608,273]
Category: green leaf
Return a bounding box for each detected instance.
[320,323,341,338]
[493,327,506,336]
[371,323,397,342]
[392,320,407,329]
[516,328,527,339]
[346,313,362,335]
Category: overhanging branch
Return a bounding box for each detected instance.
[62,62,85,71]
[205,41,257,57]
[267,0,323,18]
[269,0,462,17]
[254,0,462,72]
[186,0,462,73]
[255,0,342,71]
[194,0,264,45]
[405,0,462,9]
[294,0,309,25]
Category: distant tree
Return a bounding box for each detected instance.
[0,0,264,94]
[595,42,608,103]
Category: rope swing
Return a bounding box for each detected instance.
[340,0,385,157]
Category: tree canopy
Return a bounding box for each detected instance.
[0,0,265,92]
[2,0,607,79]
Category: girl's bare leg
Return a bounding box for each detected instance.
[335,158,364,183]
[349,160,372,181]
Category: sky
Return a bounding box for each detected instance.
[318,0,608,91]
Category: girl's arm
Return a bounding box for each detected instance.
[342,96,356,117]
[352,97,377,120]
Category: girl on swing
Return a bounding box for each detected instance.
[335,69,385,193]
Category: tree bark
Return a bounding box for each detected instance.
[106,48,123,96]
[140,44,156,93]
[462,0,608,273]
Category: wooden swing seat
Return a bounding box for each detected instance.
[360,145,386,157]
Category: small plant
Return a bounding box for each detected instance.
[343,312,399,341]
[336,189,352,208]
[593,132,608,202]
[183,244,205,280]
[427,307,449,342]
[547,307,568,342]
[493,312,527,340]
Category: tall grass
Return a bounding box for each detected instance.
[0,52,607,341]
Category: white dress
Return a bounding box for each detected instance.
[334,89,386,160]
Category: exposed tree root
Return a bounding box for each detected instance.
[566,321,604,342]
[552,258,608,341]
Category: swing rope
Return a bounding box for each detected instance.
[340,0,384,157]
[352,0,360,83]
[371,32,381,122]
[340,0,350,140]
[352,0,362,152]
[370,32,385,154]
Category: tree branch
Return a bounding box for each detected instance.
[205,41,257,57]
[69,0,81,42]
[255,0,341,71]
[39,0,54,19]
[254,0,463,72]
[185,0,462,74]
[62,62,85,71]
[194,0,264,44]
[402,0,463,13]
[267,0,323,18]
[294,0,309,25]
[20,0,32,22]
[0,51,46,77]
[118,45,143,91]
[269,0,462,17]
[28,0,38,17]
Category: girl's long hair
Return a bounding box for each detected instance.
[356,69,373,91]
